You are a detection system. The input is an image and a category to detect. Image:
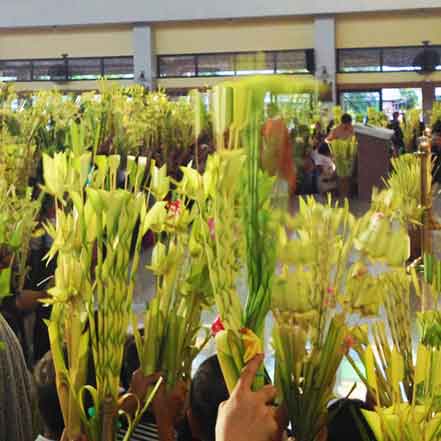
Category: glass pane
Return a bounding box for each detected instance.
[197,53,235,77]
[0,60,32,81]
[436,87,441,102]
[340,91,381,118]
[431,46,441,70]
[382,47,421,72]
[159,55,196,78]
[33,59,67,81]
[103,57,134,79]
[338,49,381,72]
[235,52,274,76]
[381,88,422,119]
[68,58,101,80]
[276,50,308,74]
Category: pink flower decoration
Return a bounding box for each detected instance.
[166,199,181,215]
[211,316,225,336]
[371,212,385,223]
[208,217,216,240]
[327,287,336,295]
[341,334,357,354]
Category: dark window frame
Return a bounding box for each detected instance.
[157,49,314,79]
[0,55,134,82]
[337,45,441,74]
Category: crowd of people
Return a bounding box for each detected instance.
[1,310,376,441]
[288,113,355,196]
[0,109,381,441]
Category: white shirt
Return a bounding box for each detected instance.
[35,435,56,441]
[314,154,336,175]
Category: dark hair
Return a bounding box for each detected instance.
[121,335,141,390]
[183,355,228,441]
[393,112,400,120]
[432,120,441,135]
[327,399,376,441]
[342,113,353,125]
[318,142,332,157]
[34,351,64,439]
[326,120,335,134]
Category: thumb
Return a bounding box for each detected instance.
[234,354,264,394]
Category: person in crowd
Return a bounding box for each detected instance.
[215,354,284,441]
[431,124,441,184]
[34,351,64,441]
[0,313,37,441]
[0,193,55,366]
[261,105,297,207]
[326,113,354,142]
[388,111,404,153]
[326,398,376,441]
[326,120,335,136]
[176,355,229,441]
[312,121,325,144]
[119,336,187,441]
[314,142,337,194]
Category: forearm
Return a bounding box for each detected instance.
[155,413,176,441]
[15,290,47,311]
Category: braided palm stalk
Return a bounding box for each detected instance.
[43,151,156,441]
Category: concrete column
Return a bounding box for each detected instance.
[133,24,156,90]
[314,16,336,104]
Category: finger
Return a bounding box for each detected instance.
[132,370,162,384]
[275,402,289,427]
[234,353,264,393]
[256,385,277,404]
[218,400,227,411]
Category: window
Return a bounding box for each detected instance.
[0,56,133,82]
[33,59,67,81]
[276,50,309,74]
[340,91,381,117]
[197,53,235,77]
[436,87,441,102]
[0,60,32,81]
[103,57,134,79]
[235,52,274,76]
[338,48,381,73]
[68,58,102,80]
[382,88,422,119]
[382,47,421,72]
[158,49,312,78]
[338,45,441,73]
[159,55,196,78]
[340,88,423,120]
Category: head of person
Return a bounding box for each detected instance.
[34,351,64,440]
[182,355,229,441]
[318,142,332,157]
[267,103,279,119]
[327,399,376,441]
[392,111,400,122]
[341,113,353,127]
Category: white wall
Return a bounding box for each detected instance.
[1,0,440,28]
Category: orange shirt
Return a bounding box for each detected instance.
[261,118,296,193]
